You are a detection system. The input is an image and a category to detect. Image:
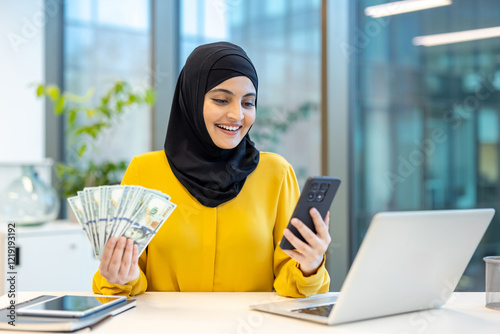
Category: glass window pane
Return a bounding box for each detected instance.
[65,0,92,22]
[204,0,229,39]
[353,0,500,291]
[96,0,149,30]
[63,0,152,166]
[266,0,286,17]
[182,0,198,35]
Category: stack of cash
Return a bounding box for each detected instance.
[67,185,176,260]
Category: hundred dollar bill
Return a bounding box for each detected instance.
[78,190,98,255]
[67,195,85,227]
[84,187,102,257]
[115,186,146,238]
[98,186,109,255]
[105,185,124,245]
[147,188,171,201]
[111,186,136,239]
[67,195,96,256]
[126,192,176,256]
[110,186,131,239]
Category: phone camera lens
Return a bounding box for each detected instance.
[307,192,315,201]
[311,183,319,192]
[320,183,329,190]
[315,192,325,201]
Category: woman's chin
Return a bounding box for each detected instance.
[213,138,242,149]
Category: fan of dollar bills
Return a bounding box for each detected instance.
[67,185,176,260]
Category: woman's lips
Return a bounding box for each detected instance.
[216,124,242,135]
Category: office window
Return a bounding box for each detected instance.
[353,0,500,291]
[63,0,152,165]
[180,0,322,183]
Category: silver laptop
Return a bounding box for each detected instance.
[251,209,495,325]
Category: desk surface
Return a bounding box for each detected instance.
[1,292,499,333]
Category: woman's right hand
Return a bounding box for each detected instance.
[99,236,140,285]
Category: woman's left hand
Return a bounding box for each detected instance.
[281,208,331,276]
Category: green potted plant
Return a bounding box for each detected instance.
[36,81,155,198]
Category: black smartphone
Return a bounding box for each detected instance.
[280,176,341,250]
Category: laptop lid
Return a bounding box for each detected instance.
[328,208,495,325]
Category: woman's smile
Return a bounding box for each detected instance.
[215,123,243,134]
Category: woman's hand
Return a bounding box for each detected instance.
[99,236,140,285]
[281,208,331,276]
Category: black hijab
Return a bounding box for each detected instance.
[164,42,260,207]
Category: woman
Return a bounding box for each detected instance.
[93,42,331,298]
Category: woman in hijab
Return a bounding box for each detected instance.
[93,42,331,298]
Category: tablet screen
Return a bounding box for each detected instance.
[18,295,126,318]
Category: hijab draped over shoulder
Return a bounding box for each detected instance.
[164,42,260,207]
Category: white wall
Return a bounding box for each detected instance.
[0,0,45,164]
[0,0,47,191]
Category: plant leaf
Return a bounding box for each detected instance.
[86,108,96,118]
[127,94,137,104]
[68,109,78,126]
[55,96,65,115]
[101,96,109,105]
[36,85,45,97]
[115,81,123,93]
[145,90,156,105]
[45,85,60,100]
[99,105,111,118]
[65,87,95,103]
[78,144,87,157]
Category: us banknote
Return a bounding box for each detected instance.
[68,185,176,259]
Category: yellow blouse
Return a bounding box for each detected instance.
[92,151,329,297]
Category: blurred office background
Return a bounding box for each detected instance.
[0,0,499,292]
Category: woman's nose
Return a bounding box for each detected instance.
[227,102,244,121]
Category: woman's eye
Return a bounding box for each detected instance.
[244,101,255,108]
[212,98,227,104]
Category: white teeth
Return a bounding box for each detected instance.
[217,124,240,131]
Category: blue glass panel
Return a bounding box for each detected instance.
[181,0,198,35]
[354,0,500,291]
[65,0,92,22]
[265,0,286,17]
[63,0,152,165]
[96,0,150,30]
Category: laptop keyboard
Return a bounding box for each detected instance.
[291,303,335,317]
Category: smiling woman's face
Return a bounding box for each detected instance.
[203,76,256,149]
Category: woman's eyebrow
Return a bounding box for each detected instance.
[208,88,256,98]
[209,88,234,95]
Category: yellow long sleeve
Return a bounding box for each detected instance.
[92,151,330,297]
[272,163,330,297]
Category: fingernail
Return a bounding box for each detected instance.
[291,219,298,225]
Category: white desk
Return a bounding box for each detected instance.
[1,292,499,333]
